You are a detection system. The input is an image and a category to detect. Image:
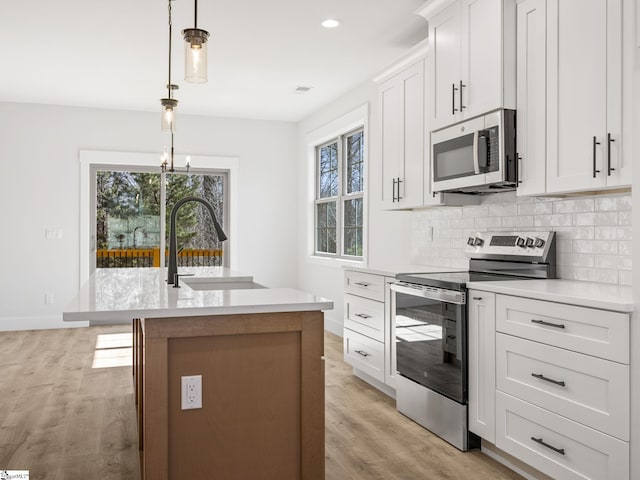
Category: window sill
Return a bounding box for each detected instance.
[307,255,366,269]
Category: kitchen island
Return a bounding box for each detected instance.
[63,267,333,480]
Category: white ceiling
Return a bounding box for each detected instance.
[0,0,428,122]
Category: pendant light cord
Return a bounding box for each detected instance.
[194,0,198,28]
[167,0,173,99]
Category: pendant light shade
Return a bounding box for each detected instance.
[183,28,209,83]
[160,98,178,134]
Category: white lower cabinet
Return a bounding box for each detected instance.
[343,328,385,382]
[496,392,629,480]
[468,291,631,479]
[468,291,496,443]
[496,333,629,440]
[343,270,396,392]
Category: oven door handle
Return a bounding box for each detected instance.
[390,282,466,305]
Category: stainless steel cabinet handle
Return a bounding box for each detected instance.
[531,373,566,387]
[607,133,615,176]
[354,313,371,319]
[353,282,370,287]
[452,83,458,114]
[459,80,466,111]
[396,177,402,201]
[531,437,565,455]
[355,350,370,357]
[392,178,397,202]
[517,154,523,184]
[472,297,483,300]
[531,319,565,329]
[593,136,601,177]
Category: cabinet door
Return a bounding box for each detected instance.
[515,0,547,195]
[546,0,609,193]
[601,0,627,187]
[468,290,496,442]
[429,2,462,131]
[380,76,403,208]
[384,278,397,388]
[400,60,425,208]
[460,0,506,117]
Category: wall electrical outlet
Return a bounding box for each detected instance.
[44,293,54,305]
[181,375,202,410]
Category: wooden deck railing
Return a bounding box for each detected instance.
[96,248,223,268]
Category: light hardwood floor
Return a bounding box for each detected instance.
[0,326,523,480]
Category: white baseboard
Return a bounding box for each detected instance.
[323,313,343,336]
[0,315,89,331]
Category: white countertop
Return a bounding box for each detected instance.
[467,279,633,312]
[63,267,334,323]
[343,263,464,277]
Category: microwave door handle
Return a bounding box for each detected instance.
[473,131,480,174]
[478,132,489,172]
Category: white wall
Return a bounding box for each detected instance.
[296,81,414,335]
[0,102,298,331]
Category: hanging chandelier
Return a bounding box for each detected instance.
[160,0,208,173]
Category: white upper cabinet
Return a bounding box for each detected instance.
[546,0,627,193]
[518,0,632,195]
[377,49,427,210]
[420,0,516,131]
[515,0,547,195]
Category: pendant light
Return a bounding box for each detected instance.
[160,0,179,134]
[182,0,210,83]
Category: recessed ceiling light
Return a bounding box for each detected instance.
[321,19,340,29]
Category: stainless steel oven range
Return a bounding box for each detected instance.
[390,231,557,451]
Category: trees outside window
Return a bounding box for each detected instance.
[96,169,226,268]
[315,128,364,259]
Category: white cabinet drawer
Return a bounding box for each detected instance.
[496,392,629,480]
[344,271,385,302]
[344,294,385,342]
[496,333,629,440]
[496,295,629,363]
[343,328,385,382]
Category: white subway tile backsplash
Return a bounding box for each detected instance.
[411,192,632,286]
[553,198,594,214]
[593,255,632,270]
[475,216,503,228]
[574,212,618,226]
[534,214,573,227]
[574,240,618,255]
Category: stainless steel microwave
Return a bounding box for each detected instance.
[431,109,517,194]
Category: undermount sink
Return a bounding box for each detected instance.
[182,277,265,291]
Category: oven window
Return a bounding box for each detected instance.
[395,292,465,403]
[433,132,476,181]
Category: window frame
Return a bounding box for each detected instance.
[314,126,365,260]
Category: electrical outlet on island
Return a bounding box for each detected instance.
[181,375,202,410]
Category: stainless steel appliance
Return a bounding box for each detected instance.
[431,109,517,194]
[390,231,556,451]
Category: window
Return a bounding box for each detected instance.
[315,128,364,259]
[95,168,227,269]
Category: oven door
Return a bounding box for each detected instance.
[391,283,468,405]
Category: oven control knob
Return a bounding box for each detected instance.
[534,238,545,248]
[525,237,535,248]
[516,237,526,248]
[474,237,484,247]
[467,237,476,246]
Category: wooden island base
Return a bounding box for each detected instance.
[133,311,325,480]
